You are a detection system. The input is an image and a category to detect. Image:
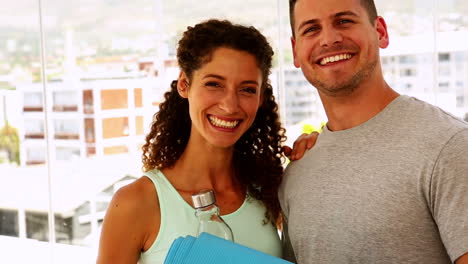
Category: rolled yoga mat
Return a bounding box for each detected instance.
[164,232,294,264]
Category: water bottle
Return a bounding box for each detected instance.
[191,189,234,242]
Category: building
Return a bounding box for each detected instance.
[17,60,169,166]
[281,67,327,127]
[381,30,468,118]
[0,154,141,263]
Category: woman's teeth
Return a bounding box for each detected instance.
[208,116,239,129]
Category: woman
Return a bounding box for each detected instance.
[97,19,314,264]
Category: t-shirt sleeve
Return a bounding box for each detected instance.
[430,128,468,262]
[281,214,298,263]
[279,169,297,262]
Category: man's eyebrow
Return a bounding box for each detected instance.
[297,11,359,32]
[334,11,359,18]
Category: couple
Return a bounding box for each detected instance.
[97,0,468,263]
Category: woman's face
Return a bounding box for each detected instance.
[178,47,263,149]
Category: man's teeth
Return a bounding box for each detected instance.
[209,116,239,128]
[320,54,352,65]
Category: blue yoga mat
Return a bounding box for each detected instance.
[164,233,294,264]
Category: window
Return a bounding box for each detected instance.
[438,53,450,62]
[0,209,18,237]
[400,68,417,77]
[399,55,417,64]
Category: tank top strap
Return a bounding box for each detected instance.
[140,169,199,264]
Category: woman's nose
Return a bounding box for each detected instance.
[218,91,240,114]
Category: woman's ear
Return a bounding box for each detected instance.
[177,71,190,98]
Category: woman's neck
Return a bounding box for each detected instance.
[162,136,239,193]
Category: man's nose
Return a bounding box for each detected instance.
[319,26,343,47]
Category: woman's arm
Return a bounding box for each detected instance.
[97,178,160,264]
[283,132,319,160]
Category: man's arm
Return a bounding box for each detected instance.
[431,129,468,263]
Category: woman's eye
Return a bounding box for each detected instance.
[206,82,221,88]
[242,87,257,94]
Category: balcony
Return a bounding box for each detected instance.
[24,133,45,139]
[25,160,46,165]
[53,105,79,112]
[54,133,80,140]
[23,106,44,112]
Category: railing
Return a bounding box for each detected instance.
[53,105,79,112]
[54,133,80,140]
[25,133,45,139]
[23,106,44,112]
[26,160,46,165]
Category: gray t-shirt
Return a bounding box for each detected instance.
[279,95,468,264]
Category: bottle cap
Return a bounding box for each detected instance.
[191,189,216,209]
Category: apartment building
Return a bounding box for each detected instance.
[381,30,468,118]
[281,67,326,127]
[18,73,159,166]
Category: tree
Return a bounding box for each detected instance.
[302,121,326,134]
[0,123,20,165]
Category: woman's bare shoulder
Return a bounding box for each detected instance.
[97,177,160,263]
[111,176,159,214]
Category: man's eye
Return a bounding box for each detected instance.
[339,19,353,25]
[304,26,319,34]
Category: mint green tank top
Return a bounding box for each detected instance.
[139,169,282,263]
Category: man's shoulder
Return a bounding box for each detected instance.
[400,95,468,130]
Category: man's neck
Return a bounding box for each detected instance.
[320,81,399,131]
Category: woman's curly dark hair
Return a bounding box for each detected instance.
[142,19,286,223]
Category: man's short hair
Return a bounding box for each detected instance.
[289,0,378,38]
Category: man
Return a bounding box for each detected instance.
[279,0,468,263]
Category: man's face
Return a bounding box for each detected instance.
[291,0,388,97]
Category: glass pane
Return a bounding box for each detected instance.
[276,0,328,144]
[436,0,468,120]
[0,0,53,263]
[378,0,437,109]
[378,0,468,119]
[38,0,161,262]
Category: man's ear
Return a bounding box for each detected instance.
[291,37,300,68]
[177,71,190,98]
[375,16,389,49]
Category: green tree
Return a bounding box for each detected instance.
[0,123,20,165]
[302,121,326,134]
